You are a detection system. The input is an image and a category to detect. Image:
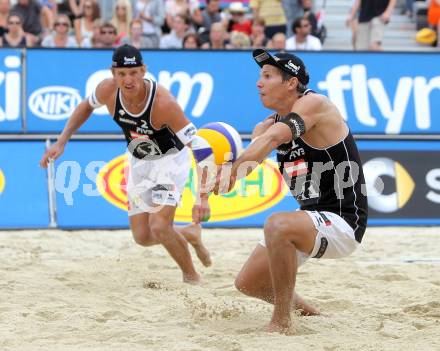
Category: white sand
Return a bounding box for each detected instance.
[0,227,439,351]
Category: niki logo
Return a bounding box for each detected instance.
[29,86,82,120]
[0,168,5,195]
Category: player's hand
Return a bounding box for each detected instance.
[213,164,236,195]
[40,141,65,168]
[192,194,210,223]
[251,116,275,139]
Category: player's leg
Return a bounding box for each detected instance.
[177,223,212,267]
[129,212,158,246]
[235,244,319,316]
[129,212,211,266]
[149,205,201,284]
[262,211,318,332]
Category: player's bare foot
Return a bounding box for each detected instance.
[262,320,291,334]
[183,273,202,285]
[294,293,320,316]
[180,223,212,267]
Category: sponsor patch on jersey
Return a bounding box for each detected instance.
[119,117,137,125]
[130,131,150,139]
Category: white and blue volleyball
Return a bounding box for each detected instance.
[192,122,243,165]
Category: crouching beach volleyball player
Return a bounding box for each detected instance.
[214,49,368,332]
[40,45,212,284]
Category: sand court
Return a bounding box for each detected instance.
[1,227,439,350]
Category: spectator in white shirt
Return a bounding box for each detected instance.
[160,13,189,48]
[285,17,321,50]
[41,14,78,47]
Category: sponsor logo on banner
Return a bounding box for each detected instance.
[363,157,414,213]
[28,86,82,120]
[318,64,440,134]
[96,155,128,211]
[96,155,287,221]
[0,169,5,194]
[0,55,21,123]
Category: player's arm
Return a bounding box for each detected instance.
[215,95,322,193]
[39,79,114,168]
[251,113,276,140]
[234,95,321,176]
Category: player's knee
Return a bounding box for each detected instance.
[234,274,253,296]
[131,226,154,246]
[264,213,289,243]
[149,217,173,243]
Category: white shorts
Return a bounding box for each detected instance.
[126,148,191,216]
[259,211,360,267]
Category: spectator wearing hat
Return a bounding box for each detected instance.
[226,2,252,35]
[285,16,321,50]
[250,0,286,39]
[160,13,190,48]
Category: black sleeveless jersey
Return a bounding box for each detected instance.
[113,79,184,159]
[276,119,368,243]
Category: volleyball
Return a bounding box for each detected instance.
[192,122,243,165]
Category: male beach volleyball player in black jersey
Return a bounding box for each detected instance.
[215,49,368,333]
[40,45,211,284]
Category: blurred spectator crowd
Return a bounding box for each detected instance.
[0,0,327,50]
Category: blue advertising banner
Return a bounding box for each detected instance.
[25,49,440,135]
[54,140,129,227]
[0,141,50,227]
[53,140,440,229]
[0,49,22,133]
